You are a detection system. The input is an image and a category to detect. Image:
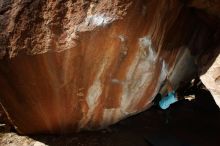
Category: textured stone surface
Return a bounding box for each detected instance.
[0,0,132,58]
[200,54,220,107]
[0,0,219,134]
[0,133,47,146]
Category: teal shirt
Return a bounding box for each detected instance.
[159,91,178,110]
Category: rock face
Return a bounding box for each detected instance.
[0,0,219,134]
[200,54,220,107]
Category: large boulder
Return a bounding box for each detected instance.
[0,0,219,134]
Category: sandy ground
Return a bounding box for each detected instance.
[0,88,220,146]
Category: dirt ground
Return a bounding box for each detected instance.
[0,88,220,146]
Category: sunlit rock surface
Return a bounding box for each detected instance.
[0,0,219,134]
[0,133,47,146]
[201,54,220,107]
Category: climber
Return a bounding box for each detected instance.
[151,78,179,124]
[153,78,178,110]
[153,77,199,123]
[159,90,177,110]
[154,76,199,110]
